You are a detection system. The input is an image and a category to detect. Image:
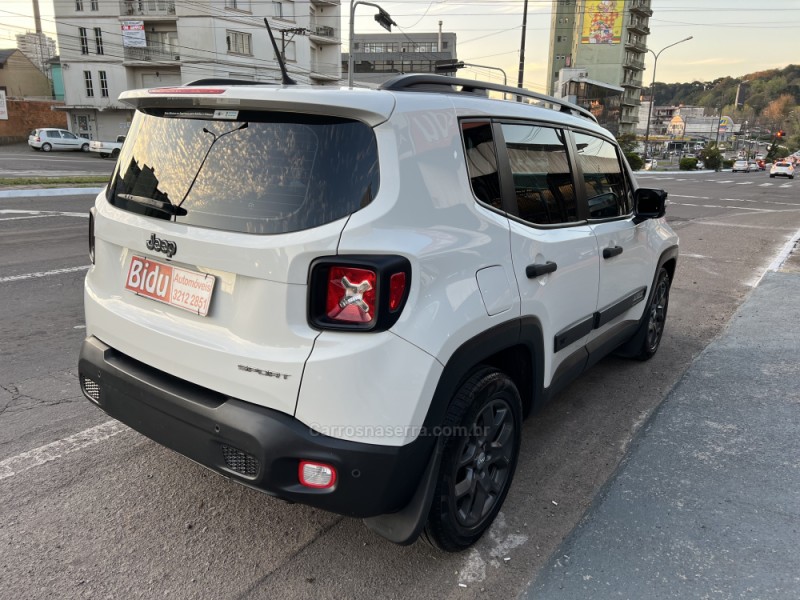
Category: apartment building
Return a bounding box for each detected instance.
[342,31,457,86]
[15,32,58,77]
[53,0,341,140]
[546,0,653,135]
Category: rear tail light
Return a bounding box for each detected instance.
[88,207,96,264]
[325,267,377,324]
[299,461,337,489]
[309,255,411,332]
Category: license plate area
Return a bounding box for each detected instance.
[125,255,215,316]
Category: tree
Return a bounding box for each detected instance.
[698,144,723,171]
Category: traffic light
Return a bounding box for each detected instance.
[777,130,786,139]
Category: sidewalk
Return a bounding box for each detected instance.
[523,267,800,599]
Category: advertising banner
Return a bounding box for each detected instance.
[581,0,623,45]
[121,21,147,48]
[0,90,7,121]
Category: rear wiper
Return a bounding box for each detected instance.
[116,193,187,217]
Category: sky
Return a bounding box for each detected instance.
[0,0,795,92]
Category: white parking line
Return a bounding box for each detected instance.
[0,265,90,283]
[0,209,89,218]
[0,421,128,481]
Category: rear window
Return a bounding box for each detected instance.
[107,109,380,234]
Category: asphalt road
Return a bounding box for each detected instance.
[0,143,116,177]
[1,169,799,599]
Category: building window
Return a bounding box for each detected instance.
[79,27,89,54]
[94,28,103,55]
[84,71,94,97]
[90,0,98,9]
[283,40,296,61]
[273,0,294,20]
[226,30,252,56]
[99,71,109,97]
[76,0,84,10]
[225,0,251,11]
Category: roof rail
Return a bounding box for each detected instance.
[183,78,276,87]
[379,74,597,123]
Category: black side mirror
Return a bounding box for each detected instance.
[634,188,667,222]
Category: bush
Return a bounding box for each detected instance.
[722,159,734,169]
[679,157,698,171]
[625,152,644,171]
[697,145,723,171]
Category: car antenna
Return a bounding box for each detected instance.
[263,18,297,85]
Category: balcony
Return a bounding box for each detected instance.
[628,20,650,36]
[622,96,642,107]
[120,1,176,16]
[621,80,640,89]
[630,1,653,17]
[123,46,181,63]
[624,56,645,70]
[624,39,647,54]
[309,24,339,45]
[620,114,638,125]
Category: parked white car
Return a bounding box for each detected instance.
[28,128,91,152]
[89,135,126,159]
[79,74,679,551]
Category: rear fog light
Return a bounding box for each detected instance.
[299,461,337,489]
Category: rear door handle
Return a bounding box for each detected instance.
[526,262,557,279]
[603,246,623,259]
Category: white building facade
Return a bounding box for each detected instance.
[54,0,341,140]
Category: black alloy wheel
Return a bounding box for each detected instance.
[424,367,522,551]
[639,267,670,359]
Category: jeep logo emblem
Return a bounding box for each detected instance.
[146,233,177,258]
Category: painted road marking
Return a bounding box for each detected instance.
[0,421,128,481]
[0,265,90,283]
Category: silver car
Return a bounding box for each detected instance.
[28,128,91,152]
[732,159,749,173]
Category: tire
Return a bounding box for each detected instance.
[633,267,671,360]
[99,153,108,159]
[770,174,775,178]
[111,148,120,158]
[81,143,90,152]
[423,367,522,552]
[41,143,52,152]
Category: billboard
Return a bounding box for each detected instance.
[0,90,7,121]
[581,0,623,45]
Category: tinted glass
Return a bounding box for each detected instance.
[107,110,380,235]
[501,124,578,225]
[46,130,62,138]
[62,132,78,139]
[461,121,502,209]
[573,132,632,219]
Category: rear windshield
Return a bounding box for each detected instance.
[107,109,380,234]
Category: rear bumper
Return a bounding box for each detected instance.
[78,335,434,518]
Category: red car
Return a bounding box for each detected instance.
[756,159,766,171]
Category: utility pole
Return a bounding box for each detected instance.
[516,0,528,94]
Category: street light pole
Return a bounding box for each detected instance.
[643,36,693,160]
[347,0,396,88]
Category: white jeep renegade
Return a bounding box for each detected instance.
[79,74,678,552]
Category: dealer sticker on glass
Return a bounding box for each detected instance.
[125,255,215,316]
